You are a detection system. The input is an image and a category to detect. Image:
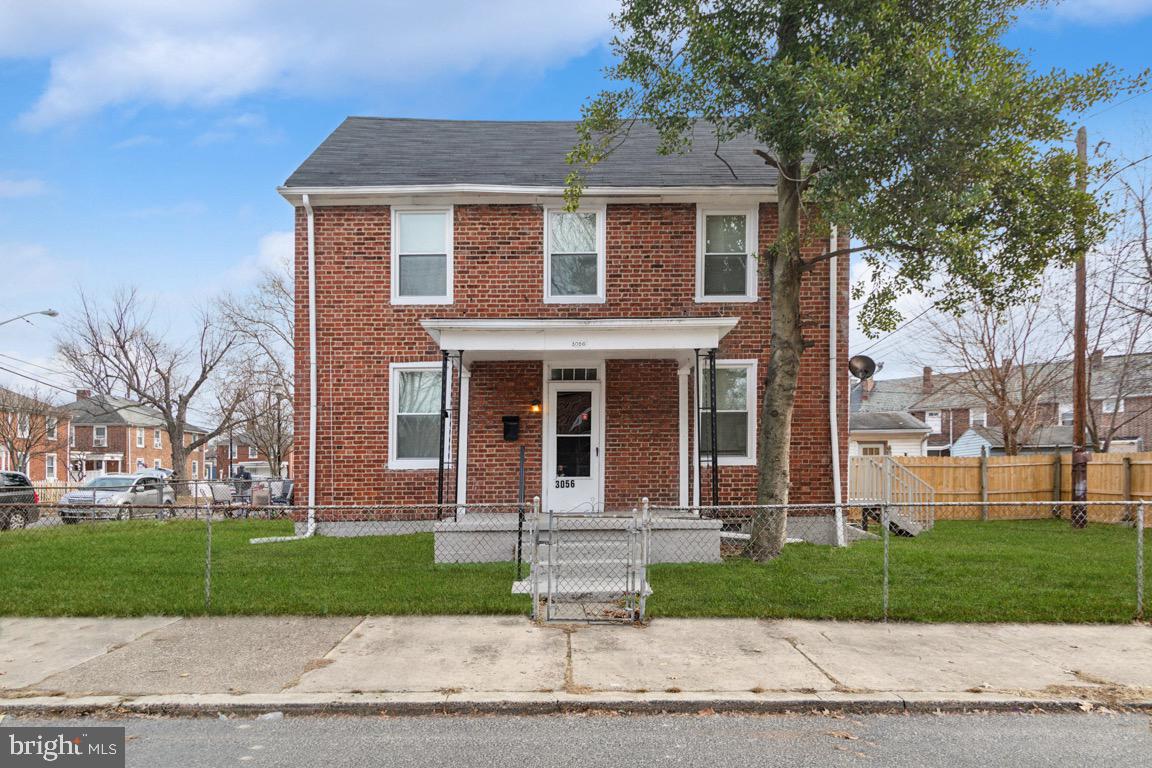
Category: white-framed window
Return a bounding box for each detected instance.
[46,417,58,440]
[153,459,161,469]
[1102,398,1125,414]
[696,206,758,302]
[192,460,199,479]
[544,206,606,303]
[16,413,30,439]
[698,359,757,466]
[230,443,237,459]
[391,207,453,304]
[45,453,57,481]
[153,428,162,449]
[389,362,451,469]
[136,427,145,448]
[93,425,107,447]
[924,411,942,434]
[969,407,987,428]
[69,424,75,448]
[1059,403,1073,426]
[248,446,258,459]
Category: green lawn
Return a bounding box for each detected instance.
[0,519,1145,622]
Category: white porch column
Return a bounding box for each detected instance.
[678,366,690,508]
[455,363,471,509]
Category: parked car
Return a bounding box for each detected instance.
[58,473,176,523]
[0,470,39,530]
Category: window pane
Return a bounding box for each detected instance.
[701,367,748,410]
[398,254,447,297]
[556,436,591,477]
[550,253,598,296]
[396,414,441,459]
[550,212,596,253]
[397,212,446,254]
[398,370,442,414]
[703,254,747,296]
[700,413,749,456]
[555,391,592,435]
[705,214,746,254]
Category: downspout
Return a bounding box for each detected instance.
[829,225,845,546]
[252,193,317,544]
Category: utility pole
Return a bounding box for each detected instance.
[1071,125,1090,529]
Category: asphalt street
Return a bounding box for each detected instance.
[5,712,1149,767]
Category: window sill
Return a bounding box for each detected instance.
[391,296,454,306]
[699,456,757,467]
[543,295,606,304]
[695,295,759,304]
[387,460,442,471]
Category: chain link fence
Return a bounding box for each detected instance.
[0,491,1147,624]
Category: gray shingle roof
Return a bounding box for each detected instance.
[284,118,780,189]
[966,425,1075,449]
[65,393,209,433]
[849,412,931,432]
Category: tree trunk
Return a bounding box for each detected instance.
[169,425,188,496]
[750,167,806,561]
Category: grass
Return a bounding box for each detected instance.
[0,519,1146,622]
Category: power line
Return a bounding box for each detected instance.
[0,352,73,379]
[1083,87,1152,121]
[856,305,936,356]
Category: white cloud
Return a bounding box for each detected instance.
[1049,0,1152,23]
[0,176,47,197]
[224,229,293,286]
[0,1,617,129]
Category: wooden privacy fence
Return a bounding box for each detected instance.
[848,452,1152,522]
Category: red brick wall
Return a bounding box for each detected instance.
[292,201,850,508]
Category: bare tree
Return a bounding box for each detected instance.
[926,286,1072,455]
[235,388,292,476]
[57,289,243,478]
[0,385,63,476]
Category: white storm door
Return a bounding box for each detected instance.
[545,382,601,513]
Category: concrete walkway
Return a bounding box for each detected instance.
[2,617,1150,715]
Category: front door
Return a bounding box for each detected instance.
[545,381,601,513]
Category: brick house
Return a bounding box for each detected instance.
[0,386,69,482]
[208,434,291,478]
[65,390,210,480]
[851,352,1152,455]
[281,118,849,513]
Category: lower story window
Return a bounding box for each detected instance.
[390,363,449,468]
[699,360,756,464]
[45,453,57,480]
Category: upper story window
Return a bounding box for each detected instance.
[924,411,942,434]
[392,208,453,304]
[153,428,162,449]
[697,207,758,302]
[93,425,107,447]
[544,208,605,303]
[1102,398,1125,414]
[69,425,75,448]
[389,362,450,469]
[699,360,757,466]
[136,427,145,448]
[248,446,258,459]
[46,417,58,441]
[1059,403,1073,426]
[16,413,30,439]
[969,407,987,428]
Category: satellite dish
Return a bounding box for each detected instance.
[848,355,877,380]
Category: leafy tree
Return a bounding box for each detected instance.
[566,0,1137,557]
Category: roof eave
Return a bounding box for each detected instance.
[277,183,778,206]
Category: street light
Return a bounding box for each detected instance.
[0,309,59,327]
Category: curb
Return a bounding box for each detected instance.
[3,692,1145,718]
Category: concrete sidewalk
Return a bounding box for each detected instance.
[2,617,1150,715]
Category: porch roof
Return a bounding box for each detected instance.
[421,317,739,367]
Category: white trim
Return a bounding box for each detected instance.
[455,365,471,506]
[280,184,778,206]
[45,452,57,481]
[153,428,162,449]
[390,205,454,305]
[93,425,107,448]
[541,361,606,513]
[136,427,144,448]
[542,205,606,304]
[678,367,690,507]
[698,358,758,467]
[695,204,759,303]
[388,361,452,470]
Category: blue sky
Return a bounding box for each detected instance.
[1,0,1151,393]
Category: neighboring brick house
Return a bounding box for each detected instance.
[280,118,850,511]
[208,434,291,478]
[65,390,210,480]
[851,352,1152,455]
[0,386,69,482]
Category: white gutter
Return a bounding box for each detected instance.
[252,193,318,544]
[829,225,845,546]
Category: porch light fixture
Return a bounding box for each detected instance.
[529,399,542,413]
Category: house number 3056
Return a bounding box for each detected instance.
[555,479,576,488]
[570,340,587,348]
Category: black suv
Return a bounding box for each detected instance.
[0,471,39,530]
